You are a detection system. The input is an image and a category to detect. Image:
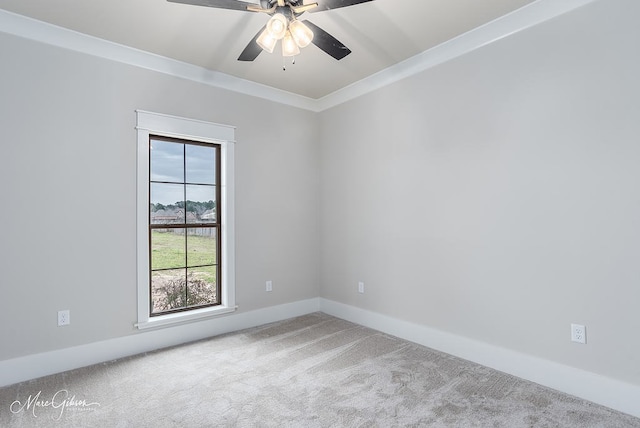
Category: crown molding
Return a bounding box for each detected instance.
[314,0,598,111]
[0,0,597,113]
[0,8,317,111]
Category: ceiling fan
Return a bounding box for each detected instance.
[167,0,375,62]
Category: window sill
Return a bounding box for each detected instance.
[134,305,238,330]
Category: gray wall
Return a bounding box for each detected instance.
[0,32,320,361]
[319,0,640,386]
[1,0,639,392]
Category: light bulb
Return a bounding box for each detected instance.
[289,20,314,48]
[266,13,288,40]
[256,28,277,53]
[282,31,300,57]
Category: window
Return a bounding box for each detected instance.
[149,136,220,315]
[136,111,235,329]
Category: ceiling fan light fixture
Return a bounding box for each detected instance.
[266,13,288,40]
[282,31,301,57]
[256,28,277,53]
[289,20,314,48]
[168,0,374,64]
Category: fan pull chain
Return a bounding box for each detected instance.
[282,56,296,71]
[283,56,286,71]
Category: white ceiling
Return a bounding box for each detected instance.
[0,0,538,99]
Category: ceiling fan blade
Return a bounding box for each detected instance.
[238,25,266,61]
[290,3,318,14]
[167,0,256,12]
[308,0,374,12]
[247,4,277,13]
[304,20,351,60]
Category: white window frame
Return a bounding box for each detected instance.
[135,110,236,330]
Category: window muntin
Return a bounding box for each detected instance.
[149,136,221,316]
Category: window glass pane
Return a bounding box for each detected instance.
[150,140,183,183]
[151,183,185,224]
[151,269,186,313]
[187,228,216,267]
[151,230,186,270]
[145,133,225,319]
[186,185,216,224]
[187,266,218,306]
[186,144,216,185]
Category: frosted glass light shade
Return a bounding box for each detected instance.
[266,13,288,40]
[289,20,314,48]
[256,28,277,53]
[282,31,300,57]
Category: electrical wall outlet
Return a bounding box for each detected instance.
[571,323,586,344]
[58,310,70,326]
[358,281,365,294]
[266,280,273,292]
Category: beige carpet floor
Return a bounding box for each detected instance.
[1,313,639,427]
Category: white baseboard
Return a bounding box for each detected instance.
[319,298,640,419]
[0,298,320,388]
[3,297,638,419]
